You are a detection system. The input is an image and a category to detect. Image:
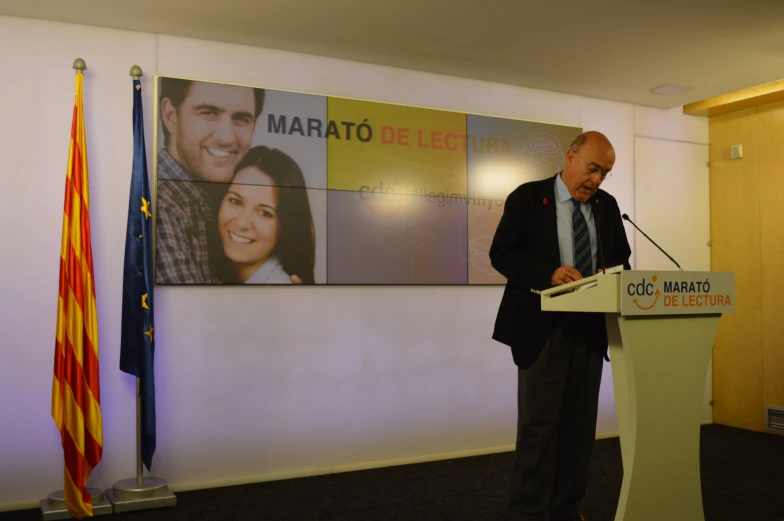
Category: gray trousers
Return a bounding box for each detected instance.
[509,314,605,521]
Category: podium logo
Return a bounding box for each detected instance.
[626,274,733,311]
[661,276,732,309]
[627,274,660,310]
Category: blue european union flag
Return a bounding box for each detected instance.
[120,78,156,471]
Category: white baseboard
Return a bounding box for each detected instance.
[0,499,40,512]
[168,443,517,493]
[169,421,714,494]
[0,420,715,512]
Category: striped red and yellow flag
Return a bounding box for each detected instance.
[52,70,103,519]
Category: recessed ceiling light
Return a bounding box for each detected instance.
[650,84,692,95]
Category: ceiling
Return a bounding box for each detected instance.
[3,0,784,109]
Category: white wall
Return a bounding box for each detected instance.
[633,134,713,420]
[0,15,709,510]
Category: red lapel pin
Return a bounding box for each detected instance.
[543,197,548,205]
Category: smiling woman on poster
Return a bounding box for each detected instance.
[212,146,316,284]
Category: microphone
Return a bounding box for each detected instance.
[622,214,683,270]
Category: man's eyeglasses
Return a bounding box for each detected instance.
[573,150,612,180]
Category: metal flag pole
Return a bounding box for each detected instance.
[40,58,113,521]
[103,64,176,514]
[136,377,143,486]
[105,378,175,512]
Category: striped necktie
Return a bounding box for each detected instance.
[572,198,592,278]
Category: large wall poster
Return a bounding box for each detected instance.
[152,75,582,286]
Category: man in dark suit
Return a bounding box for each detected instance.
[489,131,632,521]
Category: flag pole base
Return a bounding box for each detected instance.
[40,488,113,520]
[104,477,177,513]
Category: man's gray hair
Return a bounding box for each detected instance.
[569,133,587,152]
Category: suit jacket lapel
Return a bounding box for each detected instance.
[589,195,609,270]
[541,175,560,265]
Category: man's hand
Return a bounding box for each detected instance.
[290,274,303,284]
[551,265,583,287]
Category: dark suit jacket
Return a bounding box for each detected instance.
[489,173,632,369]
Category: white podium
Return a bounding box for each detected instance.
[540,269,735,521]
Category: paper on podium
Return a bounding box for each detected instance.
[575,281,598,292]
[541,265,623,294]
[574,265,624,292]
[539,266,624,313]
[530,265,624,296]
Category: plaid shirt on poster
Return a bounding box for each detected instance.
[155,149,220,284]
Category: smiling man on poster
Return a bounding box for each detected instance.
[489,131,632,521]
[155,78,266,284]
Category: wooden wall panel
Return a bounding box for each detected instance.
[709,107,764,431]
[758,101,784,414]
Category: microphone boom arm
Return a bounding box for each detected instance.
[622,214,683,271]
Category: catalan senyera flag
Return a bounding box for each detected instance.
[52,71,102,519]
[119,76,157,471]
